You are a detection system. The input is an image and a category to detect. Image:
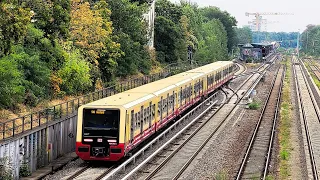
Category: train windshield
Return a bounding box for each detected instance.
[83,109,120,138]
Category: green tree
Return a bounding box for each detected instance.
[0,59,25,108]
[58,50,92,95]
[195,19,228,63]
[5,46,51,106]
[236,27,252,44]
[23,24,67,71]
[22,0,71,40]
[200,6,237,52]
[0,2,31,57]
[155,16,184,63]
[180,1,203,41]
[156,0,183,24]
[301,25,320,56]
[155,0,187,63]
[107,0,151,77]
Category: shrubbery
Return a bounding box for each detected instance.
[58,50,92,95]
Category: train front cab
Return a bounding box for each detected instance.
[76,105,126,161]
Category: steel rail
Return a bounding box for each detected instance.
[294,57,319,180]
[171,63,270,180]
[235,65,281,180]
[66,165,91,180]
[101,61,269,180]
[263,66,285,179]
[135,65,268,180]
[101,91,219,180]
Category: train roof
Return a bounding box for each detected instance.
[82,61,234,109]
[126,72,203,94]
[84,92,154,108]
[187,61,233,74]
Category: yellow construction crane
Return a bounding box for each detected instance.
[245,12,294,32]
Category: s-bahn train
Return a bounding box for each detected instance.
[76,61,236,161]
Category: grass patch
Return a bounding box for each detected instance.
[214,170,228,180]
[303,59,320,89]
[278,55,292,178]
[248,100,261,110]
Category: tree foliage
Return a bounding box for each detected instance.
[0,0,237,109]
[108,0,151,77]
[22,0,71,40]
[252,31,298,48]
[0,58,25,108]
[0,2,31,57]
[58,50,92,95]
[200,6,237,52]
[195,19,228,63]
[300,25,320,56]
[236,27,252,44]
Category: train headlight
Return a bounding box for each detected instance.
[84,138,93,142]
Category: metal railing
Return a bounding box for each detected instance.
[0,61,207,142]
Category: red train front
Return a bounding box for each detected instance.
[76,107,125,161]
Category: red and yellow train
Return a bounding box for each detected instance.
[76,61,236,161]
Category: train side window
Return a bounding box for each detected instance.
[131,110,135,130]
[175,93,177,105]
[152,104,156,117]
[158,101,161,113]
[180,87,182,104]
[143,107,147,124]
[135,113,138,130]
[137,112,141,128]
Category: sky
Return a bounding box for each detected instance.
[170,0,320,32]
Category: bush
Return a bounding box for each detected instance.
[58,50,92,95]
[19,163,31,177]
[6,46,51,106]
[248,100,261,110]
[0,59,25,108]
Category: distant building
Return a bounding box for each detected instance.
[143,0,155,49]
[238,43,275,62]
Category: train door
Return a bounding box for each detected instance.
[130,110,134,142]
[140,106,143,134]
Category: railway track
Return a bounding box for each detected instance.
[293,56,320,179]
[46,59,271,180]
[304,59,320,81]
[235,65,285,180]
[235,62,247,76]
[99,63,270,180]
[63,164,116,180]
